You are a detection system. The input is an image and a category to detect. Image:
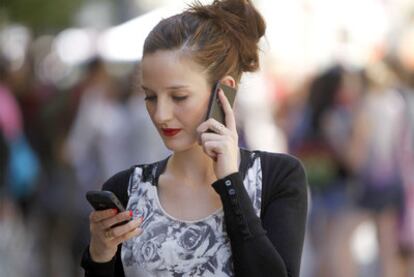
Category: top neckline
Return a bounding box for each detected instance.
[153,147,251,187]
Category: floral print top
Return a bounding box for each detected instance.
[121,152,262,277]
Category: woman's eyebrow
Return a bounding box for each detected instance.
[165,85,189,90]
[141,85,154,92]
[141,85,190,92]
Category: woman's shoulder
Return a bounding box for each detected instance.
[243,148,305,174]
[101,157,169,205]
[243,148,307,204]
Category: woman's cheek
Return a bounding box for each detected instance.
[180,102,206,123]
[194,99,209,119]
[145,104,154,119]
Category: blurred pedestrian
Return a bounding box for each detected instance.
[0,54,41,277]
[393,23,414,275]
[346,60,406,277]
[289,65,360,277]
[0,55,40,210]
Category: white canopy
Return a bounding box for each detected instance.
[97,4,187,62]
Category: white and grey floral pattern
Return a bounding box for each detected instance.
[121,152,262,277]
[243,154,262,217]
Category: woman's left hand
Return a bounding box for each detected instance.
[197,89,239,180]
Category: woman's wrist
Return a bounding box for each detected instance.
[89,244,116,263]
[216,169,238,180]
[81,244,116,275]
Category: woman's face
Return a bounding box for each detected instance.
[141,50,212,152]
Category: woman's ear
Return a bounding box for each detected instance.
[220,75,236,88]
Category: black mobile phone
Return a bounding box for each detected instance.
[86,190,131,227]
[86,190,126,212]
[205,81,237,131]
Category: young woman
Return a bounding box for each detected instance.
[81,0,308,276]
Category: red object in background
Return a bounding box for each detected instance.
[0,85,23,140]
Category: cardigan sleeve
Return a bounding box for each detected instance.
[81,168,133,277]
[211,153,308,277]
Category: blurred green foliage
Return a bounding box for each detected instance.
[1,0,84,33]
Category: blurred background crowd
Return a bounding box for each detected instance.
[0,0,414,276]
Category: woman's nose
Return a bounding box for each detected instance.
[153,99,173,124]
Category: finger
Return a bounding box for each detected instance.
[200,132,223,144]
[101,210,133,229]
[197,121,217,145]
[196,120,210,134]
[202,140,215,158]
[113,227,144,245]
[102,228,115,240]
[111,218,142,238]
[203,140,222,159]
[197,117,222,132]
[218,89,237,132]
[99,216,141,240]
[198,118,227,136]
[90,209,118,223]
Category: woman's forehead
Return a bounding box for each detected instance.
[141,50,209,90]
[142,49,203,73]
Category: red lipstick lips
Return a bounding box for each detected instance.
[162,128,182,137]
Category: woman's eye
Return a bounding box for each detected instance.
[144,95,156,101]
[173,96,188,101]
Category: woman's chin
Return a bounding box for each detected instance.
[163,139,199,152]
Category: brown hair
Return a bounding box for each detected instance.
[143,0,266,85]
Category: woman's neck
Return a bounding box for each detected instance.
[166,145,240,186]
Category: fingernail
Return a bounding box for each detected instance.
[112,209,118,214]
[129,210,133,217]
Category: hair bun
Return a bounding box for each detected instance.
[189,0,266,73]
[216,0,265,41]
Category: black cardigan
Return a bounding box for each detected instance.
[81,148,308,277]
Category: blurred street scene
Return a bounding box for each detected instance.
[0,0,414,276]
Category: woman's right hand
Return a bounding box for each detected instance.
[89,209,143,263]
